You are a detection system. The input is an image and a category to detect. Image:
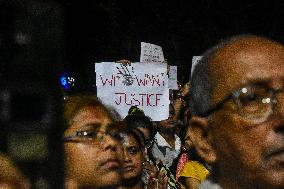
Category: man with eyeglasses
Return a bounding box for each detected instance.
[188,35,284,189]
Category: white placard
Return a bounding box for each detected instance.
[140,42,165,63]
[168,66,178,90]
[191,56,202,77]
[95,62,170,121]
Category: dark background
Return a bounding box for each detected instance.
[0,1,283,187]
[1,0,284,92]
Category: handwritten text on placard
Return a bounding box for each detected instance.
[96,62,170,121]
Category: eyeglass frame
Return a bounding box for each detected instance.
[198,84,284,119]
[63,128,123,143]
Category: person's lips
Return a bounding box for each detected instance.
[124,165,135,172]
[165,120,176,126]
[270,150,284,159]
[265,147,284,163]
[101,157,121,170]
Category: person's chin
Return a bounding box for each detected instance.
[79,173,121,189]
[123,174,141,187]
[264,170,284,189]
[106,169,122,178]
[123,172,138,180]
[100,171,122,187]
[123,174,135,181]
[167,124,176,128]
[162,124,176,130]
[263,153,284,180]
[251,167,284,189]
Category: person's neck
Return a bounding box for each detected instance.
[219,179,247,189]
[218,178,239,189]
[217,173,254,189]
[219,179,266,189]
[65,178,121,189]
[84,185,120,189]
[120,178,143,189]
[96,187,118,189]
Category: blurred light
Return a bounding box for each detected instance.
[59,72,75,91]
[67,76,75,86]
[241,87,248,94]
[262,98,271,104]
[61,77,67,86]
[60,76,68,90]
[15,32,30,45]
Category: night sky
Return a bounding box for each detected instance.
[63,0,284,89]
[1,0,284,91]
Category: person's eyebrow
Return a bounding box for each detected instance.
[243,80,270,87]
[244,75,284,87]
[240,78,284,90]
[229,80,270,93]
[77,123,102,131]
[81,122,116,129]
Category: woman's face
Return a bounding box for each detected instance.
[158,104,176,130]
[64,106,124,188]
[122,134,143,182]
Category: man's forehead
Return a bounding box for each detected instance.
[209,37,284,103]
[210,37,284,70]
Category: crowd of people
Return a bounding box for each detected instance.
[0,34,283,189]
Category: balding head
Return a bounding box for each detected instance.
[209,36,284,104]
[189,35,284,189]
[190,35,284,116]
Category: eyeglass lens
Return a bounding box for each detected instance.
[234,85,278,122]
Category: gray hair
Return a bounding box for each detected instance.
[189,34,263,116]
[189,47,216,116]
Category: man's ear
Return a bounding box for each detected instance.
[184,128,193,150]
[188,116,216,164]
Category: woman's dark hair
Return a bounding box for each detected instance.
[124,114,156,139]
[124,127,144,151]
[63,94,112,130]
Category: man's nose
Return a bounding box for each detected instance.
[272,92,284,134]
[274,91,284,117]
